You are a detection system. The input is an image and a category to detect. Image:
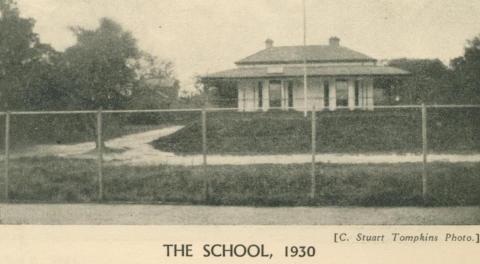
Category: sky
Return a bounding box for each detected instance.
[15,0,480,92]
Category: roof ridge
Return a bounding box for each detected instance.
[259,44,364,49]
[229,65,395,70]
[269,44,329,48]
[236,44,376,65]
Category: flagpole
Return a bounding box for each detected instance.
[303,0,308,117]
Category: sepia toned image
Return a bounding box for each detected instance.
[0,0,479,225]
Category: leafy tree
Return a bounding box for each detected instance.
[133,52,175,81]
[0,0,56,110]
[199,76,238,107]
[0,4,182,146]
[128,52,179,110]
[377,58,453,104]
[48,18,141,148]
[60,18,140,111]
[450,35,480,104]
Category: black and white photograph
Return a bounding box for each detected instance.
[0,0,479,226]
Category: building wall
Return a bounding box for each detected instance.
[329,78,337,111]
[365,78,374,110]
[237,77,375,111]
[237,80,257,111]
[291,78,327,111]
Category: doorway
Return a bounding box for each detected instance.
[269,80,282,107]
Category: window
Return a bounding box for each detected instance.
[269,80,282,107]
[324,80,329,107]
[287,81,294,108]
[258,81,263,108]
[354,80,360,106]
[336,80,348,107]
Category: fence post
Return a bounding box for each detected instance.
[202,107,208,201]
[4,112,10,201]
[310,105,316,200]
[421,103,428,203]
[97,109,103,201]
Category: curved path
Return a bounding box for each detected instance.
[22,126,480,166]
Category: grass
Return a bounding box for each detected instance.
[4,157,480,206]
[0,113,181,150]
[152,108,480,154]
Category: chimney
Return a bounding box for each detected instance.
[329,36,340,47]
[265,38,274,49]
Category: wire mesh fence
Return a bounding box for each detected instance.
[0,104,479,206]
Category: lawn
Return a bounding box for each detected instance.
[4,157,480,206]
[151,108,480,154]
[0,111,194,150]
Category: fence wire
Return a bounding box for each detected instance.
[0,104,479,205]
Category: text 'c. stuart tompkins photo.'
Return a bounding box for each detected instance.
[0,0,479,225]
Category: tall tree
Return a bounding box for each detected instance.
[54,18,141,148]
[0,0,56,110]
[61,18,140,110]
[450,35,480,104]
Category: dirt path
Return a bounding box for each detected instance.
[17,126,480,166]
[1,203,479,225]
[27,126,183,158]
[110,151,480,166]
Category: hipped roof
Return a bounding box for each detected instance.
[235,45,376,65]
[203,65,410,80]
